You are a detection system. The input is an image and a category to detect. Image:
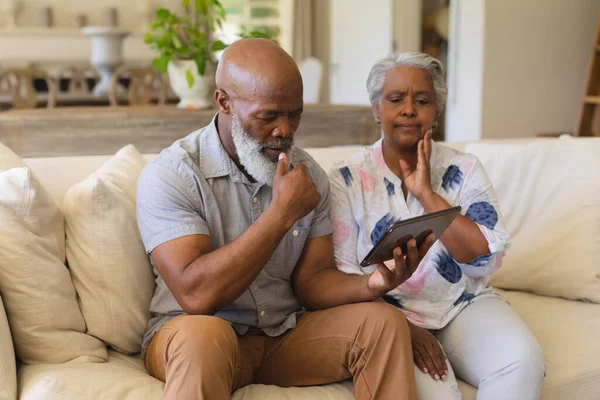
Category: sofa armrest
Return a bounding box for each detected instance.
[0,293,17,400]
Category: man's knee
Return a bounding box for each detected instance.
[352,302,410,338]
[168,315,238,360]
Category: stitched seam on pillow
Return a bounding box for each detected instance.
[93,180,114,343]
[19,169,32,218]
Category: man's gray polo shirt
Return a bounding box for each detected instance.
[136,115,332,355]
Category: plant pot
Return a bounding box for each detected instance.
[167,60,215,110]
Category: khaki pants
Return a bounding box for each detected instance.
[146,302,417,400]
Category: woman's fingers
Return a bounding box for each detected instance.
[374,262,394,283]
[413,350,428,374]
[424,341,448,381]
[417,139,426,170]
[418,233,436,259]
[404,239,420,276]
[398,157,413,179]
[424,129,433,160]
[416,344,440,380]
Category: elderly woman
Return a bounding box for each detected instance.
[329,52,545,399]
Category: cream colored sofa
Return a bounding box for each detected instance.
[0,136,599,400]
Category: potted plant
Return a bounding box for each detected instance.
[144,0,276,110]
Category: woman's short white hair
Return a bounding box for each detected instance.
[366,52,448,115]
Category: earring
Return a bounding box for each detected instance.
[375,118,381,125]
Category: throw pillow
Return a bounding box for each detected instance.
[0,167,108,364]
[466,137,600,303]
[63,145,155,354]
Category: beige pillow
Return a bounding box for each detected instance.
[0,293,16,400]
[466,137,600,303]
[64,145,155,354]
[0,167,108,364]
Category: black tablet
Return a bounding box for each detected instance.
[360,206,462,267]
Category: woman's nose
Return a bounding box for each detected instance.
[401,102,416,117]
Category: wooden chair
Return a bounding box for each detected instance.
[0,67,57,109]
[109,66,167,106]
[57,66,99,95]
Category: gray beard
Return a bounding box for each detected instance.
[231,114,294,186]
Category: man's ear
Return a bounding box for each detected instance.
[214,89,232,114]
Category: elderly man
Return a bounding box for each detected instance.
[137,38,433,400]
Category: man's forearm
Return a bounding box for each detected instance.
[297,268,377,310]
[183,206,292,314]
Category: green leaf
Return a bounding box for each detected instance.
[195,0,207,14]
[177,48,191,57]
[172,35,183,49]
[182,0,191,8]
[156,8,171,19]
[186,68,195,88]
[211,40,227,51]
[152,56,170,73]
[195,55,207,76]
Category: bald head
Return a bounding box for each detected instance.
[215,38,303,101]
[214,39,305,178]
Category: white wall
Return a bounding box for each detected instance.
[446,0,599,142]
[394,0,422,53]
[481,0,599,139]
[445,0,486,142]
[329,0,423,105]
[329,0,394,105]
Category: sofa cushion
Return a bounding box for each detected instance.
[498,289,600,399]
[466,137,600,303]
[18,351,164,400]
[18,351,356,400]
[63,145,155,354]
[0,294,16,400]
[0,167,107,364]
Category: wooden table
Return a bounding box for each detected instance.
[0,104,380,158]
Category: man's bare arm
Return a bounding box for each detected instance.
[151,153,320,315]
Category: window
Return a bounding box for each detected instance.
[220,0,292,52]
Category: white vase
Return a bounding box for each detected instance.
[167,60,215,110]
[81,26,130,97]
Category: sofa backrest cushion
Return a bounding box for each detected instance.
[466,136,600,303]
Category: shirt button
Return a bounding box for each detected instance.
[292,230,299,237]
[253,197,258,204]
[260,310,265,317]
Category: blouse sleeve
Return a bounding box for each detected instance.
[452,158,511,277]
[328,166,365,276]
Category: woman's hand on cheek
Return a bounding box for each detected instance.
[399,129,434,201]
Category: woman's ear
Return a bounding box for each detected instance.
[373,103,381,125]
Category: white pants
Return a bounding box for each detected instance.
[413,295,545,400]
